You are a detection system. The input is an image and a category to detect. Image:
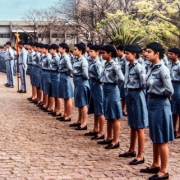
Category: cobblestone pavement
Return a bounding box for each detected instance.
[0,72,179,180]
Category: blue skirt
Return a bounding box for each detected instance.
[74,76,90,107]
[147,97,174,143]
[171,82,180,114]
[103,84,123,120]
[33,66,41,88]
[59,73,74,98]
[50,71,60,98]
[30,66,36,86]
[41,70,51,95]
[88,81,104,116]
[118,82,126,98]
[126,90,148,129]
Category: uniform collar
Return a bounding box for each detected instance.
[150,61,162,69]
[129,60,138,67]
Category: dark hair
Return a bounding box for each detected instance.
[116,45,125,51]
[153,50,164,59]
[87,43,93,48]
[89,45,100,52]
[18,41,24,45]
[49,44,58,51]
[101,45,117,58]
[59,43,69,53]
[74,43,86,54]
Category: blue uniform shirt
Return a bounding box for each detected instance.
[89,58,103,81]
[124,60,146,89]
[101,59,124,84]
[19,48,27,68]
[49,54,60,71]
[58,53,73,75]
[116,56,126,75]
[146,61,174,97]
[167,60,180,82]
[27,50,35,65]
[73,55,89,79]
[41,53,51,70]
[4,47,14,61]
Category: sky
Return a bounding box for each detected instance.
[0,0,56,21]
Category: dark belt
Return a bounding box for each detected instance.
[19,63,23,65]
[126,88,142,91]
[172,81,180,84]
[90,78,101,83]
[148,94,168,98]
[103,83,117,85]
[42,69,50,72]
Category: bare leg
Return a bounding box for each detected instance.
[176,115,180,136]
[128,128,137,153]
[136,128,145,160]
[121,98,127,115]
[43,94,49,107]
[158,143,169,176]
[48,97,55,111]
[64,98,72,119]
[150,143,160,169]
[77,108,82,124]
[32,85,37,99]
[111,119,120,145]
[97,115,105,136]
[80,106,88,127]
[106,121,113,141]
[173,114,178,133]
[55,98,62,114]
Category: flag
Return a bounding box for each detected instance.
[14,33,20,54]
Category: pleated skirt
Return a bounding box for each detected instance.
[126,90,148,129]
[103,83,123,120]
[147,97,174,143]
[88,81,104,115]
[118,82,126,98]
[73,76,90,107]
[32,66,41,88]
[50,71,60,98]
[171,82,180,114]
[59,73,74,98]
[41,70,51,95]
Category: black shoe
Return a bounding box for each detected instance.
[105,142,120,149]
[149,173,169,180]
[119,151,136,158]
[5,84,10,87]
[75,125,87,130]
[40,107,47,110]
[91,134,105,140]
[84,131,98,136]
[43,109,53,113]
[129,157,145,165]
[4,83,9,86]
[17,89,22,92]
[9,85,14,88]
[69,123,81,127]
[52,113,61,117]
[59,118,71,122]
[19,90,26,93]
[174,131,177,138]
[140,167,160,174]
[27,97,32,101]
[123,111,128,116]
[97,140,112,145]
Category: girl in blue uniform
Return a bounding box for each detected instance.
[119,45,148,165]
[116,45,127,116]
[45,44,61,116]
[40,44,51,110]
[69,43,90,130]
[85,45,105,140]
[57,43,73,121]
[167,47,180,138]
[140,42,174,180]
[98,45,124,149]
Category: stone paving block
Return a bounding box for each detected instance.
[0,72,179,179]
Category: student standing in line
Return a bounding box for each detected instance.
[97,45,124,149]
[69,43,90,130]
[116,45,127,116]
[84,45,105,140]
[17,41,27,93]
[119,45,148,165]
[39,44,51,110]
[140,42,174,180]
[167,47,180,139]
[57,43,73,121]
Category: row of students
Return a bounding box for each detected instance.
[26,41,179,180]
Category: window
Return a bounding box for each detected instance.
[0,34,10,38]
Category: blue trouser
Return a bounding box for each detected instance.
[5,60,14,86]
[19,64,26,91]
[13,60,17,75]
